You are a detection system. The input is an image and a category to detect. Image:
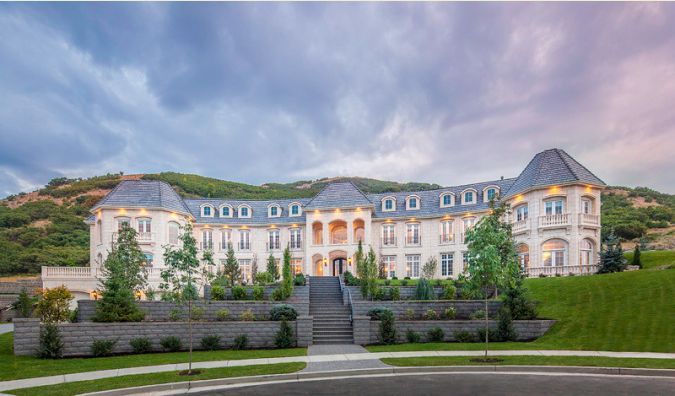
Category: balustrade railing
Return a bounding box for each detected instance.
[539,214,569,227]
[524,264,598,277]
[512,219,529,233]
[579,213,600,226]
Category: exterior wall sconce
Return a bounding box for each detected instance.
[90,290,99,300]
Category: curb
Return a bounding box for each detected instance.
[80,366,675,396]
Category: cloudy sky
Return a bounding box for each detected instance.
[1,2,674,197]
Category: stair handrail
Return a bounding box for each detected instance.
[339,274,354,323]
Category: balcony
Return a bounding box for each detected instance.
[439,234,454,245]
[112,232,155,244]
[579,213,600,227]
[512,219,529,234]
[539,214,570,228]
[381,236,397,247]
[524,264,598,277]
[42,266,164,281]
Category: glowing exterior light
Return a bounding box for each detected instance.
[550,186,560,193]
[139,208,147,215]
[585,186,592,193]
[90,290,99,300]
[118,208,127,215]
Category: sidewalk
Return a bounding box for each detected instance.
[1,349,673,392]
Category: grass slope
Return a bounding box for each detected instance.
[8,362,306,396]
[381,356,675,369]
[0,332,306,381]
[369,267,674,353]
[624,250,675,269]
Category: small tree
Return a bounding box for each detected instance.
[94,224,147,322]
[421,257,438,279]
[267,253,279,281]
[378,258,386,279]
[36,286,73,323]
[355,241,367,296]
[281,246,293,297]
[365,248,379,299]
[598,231,626,274]
[13,287,34,318]
[251,257,258,281]
[222,243,241,287]
[631,244,642,268]
[464,202,517,359]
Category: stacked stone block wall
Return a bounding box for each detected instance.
[352,300,501,319]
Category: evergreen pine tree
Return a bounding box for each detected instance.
[355,240,367,297]
[14,287,33,318]
[223,243,241,287]
[267,253,279,281]
[281,246,293,297]
[598,231,627,274]
[365,248,379,299]
[632,244,642,269]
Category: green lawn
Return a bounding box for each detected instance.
[0,332,306,381]
[624,250,675,270]
[381,356,675,369]
[369,266,674,353]
[7,362,306,396]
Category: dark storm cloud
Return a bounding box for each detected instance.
[1,2,674,197]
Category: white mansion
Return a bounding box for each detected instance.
[43,148,605,300]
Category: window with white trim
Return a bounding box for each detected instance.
[515,205,529,221]
[440,220,453,244]
[137,218,151,234]
[544,199,564,215]
[268,229,280,250]
[441,253,453,277]
[239,205,251,218]
[291,258,303,275]
[201,230,213,250]
[382,255,396,278]
[486,188,498,201]
[382,197,396,212]
[581,199,592,214]
[405,254,420,278]
[290,228,302,249]
[382,223,396,246]
[168,222,179,245]
[462,190,476,204]
[269,205,281,218]
[580,239,593,266]
[517,244,529,271]
[144,252,154,267]
[406,223,420,245]
[201,205,213,217]
[238,259,252,284]
[406,196,420,210]
[542,239,567,267]
[440,193,454,207]
[221,205,232,218]
[462,251,469,271]
[116,217,131,231]
[221,229,232,250]
[239,230,251,250]
[289,204,301,217]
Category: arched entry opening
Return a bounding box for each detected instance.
[312,253,325,276]
[516,243,529,271]
[329,250,348,276]
[329,220,348,245]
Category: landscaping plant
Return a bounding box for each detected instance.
[378,309,398,344]
[91,339,117,357]
[453,330,476,343]
[240,309,256,321]
[424,309,439,320]
[252,285,264,300]
[267,254,279,281]
[38,323,64,359]
[496,307,517,342]
[443,307,456,319]
[405,329,421,343]
[598,231,627,273]
[211,285,226,301]
[275,320,295,348]
[427,327,445,342]
[631,244,642,268]
[216,308,230,321]
[232,285,247,300]
[270,304,298,321]
[160,336,182,352]
[414,279,434,300]
[390,286,400,301]
[200,335,221,351]
[129,337,152,354]
[13,287,34,318]
[36,285,73,323]
[222,243,242,286]
[421,257,438,279]
[233,334,249,350]
[367,307,393,320]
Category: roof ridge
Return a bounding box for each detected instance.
[558,148,607,185]
[347,180,373,204]
[555,148,580,181]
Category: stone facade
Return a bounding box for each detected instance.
[351,300,501,319]
[346,286,447,301]
[352,316,555,345]
[14,317,313,357]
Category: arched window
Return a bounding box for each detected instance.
[440,192,455,208]
[461,189,477,205]
[201,204,214,217]
[168,221,180,245]
[517,244,529,270]
[289,202,302,217]
[329,220,348,244]
[137,217,152,240]
[96,219,103,244]
[96,253,103,266]
[268,204,281,218]
[580,239,594,266]
[353,219,365,243]
[115,217,131,231]
[220,204,233,218]
[382,196,396,212]
[238,204,252,218]
[405,195,420,211]
[542,239,567,267]
[483,186,499,202]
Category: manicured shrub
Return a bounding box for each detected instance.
[200,335,221,351]
[232,286,247,301]
[367,307,393,321]
[233,334,249,350]
[443,307,457,319]
[441,284,456,300]
[255,272,274,286]
[384,279,391,286]
[427,327,445,342]
[252,285,264,301]
[271,288,286,301]
[343,271,359,286]
[270,304,298,321]
[470,309,486,320]
[496,307,517,342]
[160,336,182,352]
[414,279,434,300]
[39,323,63,359]
[374,287,386,301]
[379,309,397,344]
[240,309,256,321]
[216,308,230,321]
[91,339,117,357]
[406,329,421,343]
[475,328,499,343]
[211,285,226,301]
[501,277,537,320]
[169,308,182,321]
[423,309,439,320]
[400,279,409,286]
[275,320,295,348]
[453,330,476,343]
[293,274,306,286]
[130,337,152,354]
[404,308,415,320]
[13,287,34,318]
[390,286,400,301]
[36,286,73,323]
[69,308,79,323]
[190,306,204,321]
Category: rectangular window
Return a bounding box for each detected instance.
[382,255,396,278]
[239,230,250,250]
[202,230,213,250]
[291,258,303,275]
[406,223,420,245]
[385,199,393,210]
[268,230,280,250]
[382,224,396,246]
[222,206,230,217]
[117,217,130,231]
[441,253,453,277]
[238,259,252,283]
[291,205,299,215]
[582,199,592,214]
[168,223,179,245]
[203,207,211,216]
[462,252,469,271]
[240,207,249,217]
[138,219,151,233]
[406,254,420,278]
[221,230,232,250]
[443,195,452,206]
[271,207,278,216]
[487,189,496,200]
[545,200,564,215]
[516,205,529,221]
[464,191,474,203]
[440,220,453,243]
[290,228,302,249]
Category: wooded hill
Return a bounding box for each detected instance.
[0,173,673,275]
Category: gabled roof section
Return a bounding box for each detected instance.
[304,181,373,210]
[92,180,191,215]
[503,148,606,198]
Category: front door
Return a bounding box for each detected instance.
[332,258,346,276]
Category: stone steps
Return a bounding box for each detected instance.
[309,276,353,344]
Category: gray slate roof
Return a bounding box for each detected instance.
[184,198,312,225]
[367,178,516,219]
[92,180,191,214]
[304,181,374,210]
[503,148,606,198]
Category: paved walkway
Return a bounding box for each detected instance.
[1,349,673,392]
[0,323,13,335]
[304,345,389,372]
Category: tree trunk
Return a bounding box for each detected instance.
[484,291,489,358]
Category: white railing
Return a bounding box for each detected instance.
[42,266,97,279]
[512,219,529,233]
[579,213,600,226]
[525,264,599,277]
[539,214,569,227]
[112,232,156,243]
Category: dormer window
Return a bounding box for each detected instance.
[220,204,233,218]
[405,195,420,211]
[461,189,477,205]
[483,186,499,202]
[238,205,252,218]
[382,196,396,212]
[268,204,281,218]
[289,203,302,217]
[440,192,455,208]
[201,205,214,217]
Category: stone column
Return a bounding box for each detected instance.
[13,318,41,356]
[296,316,313,346]
[352,315,371,345]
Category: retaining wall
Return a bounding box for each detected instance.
[346,286,447,301]
[353,316,555,345]
[351,300,501,319]
[14,317,313,357]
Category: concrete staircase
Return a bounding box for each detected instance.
[309,276,353,345]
